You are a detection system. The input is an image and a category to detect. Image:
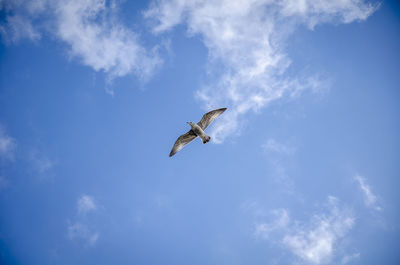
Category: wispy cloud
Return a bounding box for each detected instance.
[78,194,97,215]
[341,252,360,265]
[67,194,100,246]
[282,197,354,265]
[255,209,289,239]
[145,0,378,142]
[67,222,99,246]
[56,0,162,82]
[354,174,382,211]
[0,126,16,161]
[262,138,296,155]
[0,0,46,43]
[0,125,16,189]
[28,150,55,177]
[1,0,162,83]
[0,14,40,43]
[278,0,378,28]
[252,196,355,265]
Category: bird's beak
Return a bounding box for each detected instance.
[186,122,190,124]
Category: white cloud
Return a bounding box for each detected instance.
[78,194,97,214]
[0,126,16,160]
[56,0,162,81]
[67,222,99,246]
[283,196,354,265]
[0,0,49,42]
[68,194,100,246]
[354,174,381,211]
[1,0,162,83]
[278,0,377,28]
[0,125,16,189]
[254,196,355,265]
[0,14,40,43]
[145,0,378,142]
[255,208,289,239]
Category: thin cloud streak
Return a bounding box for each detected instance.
[145,0,378,142]
[354,174,382,211]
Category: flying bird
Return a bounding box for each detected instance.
[169,108,227,157]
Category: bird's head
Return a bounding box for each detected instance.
[187,121,194,127]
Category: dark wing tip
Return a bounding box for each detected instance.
[213,107,227,112]
[169,150,175,157]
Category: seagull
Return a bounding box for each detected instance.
[169,108,227,157]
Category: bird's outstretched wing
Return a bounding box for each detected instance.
[197,108,227,130]
[169,130,197,157]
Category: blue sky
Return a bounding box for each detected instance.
[0,0,399,264]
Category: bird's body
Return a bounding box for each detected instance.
[187,122,210,144]
[169,108,227,157]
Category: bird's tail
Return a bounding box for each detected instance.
[203,135,211,144]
